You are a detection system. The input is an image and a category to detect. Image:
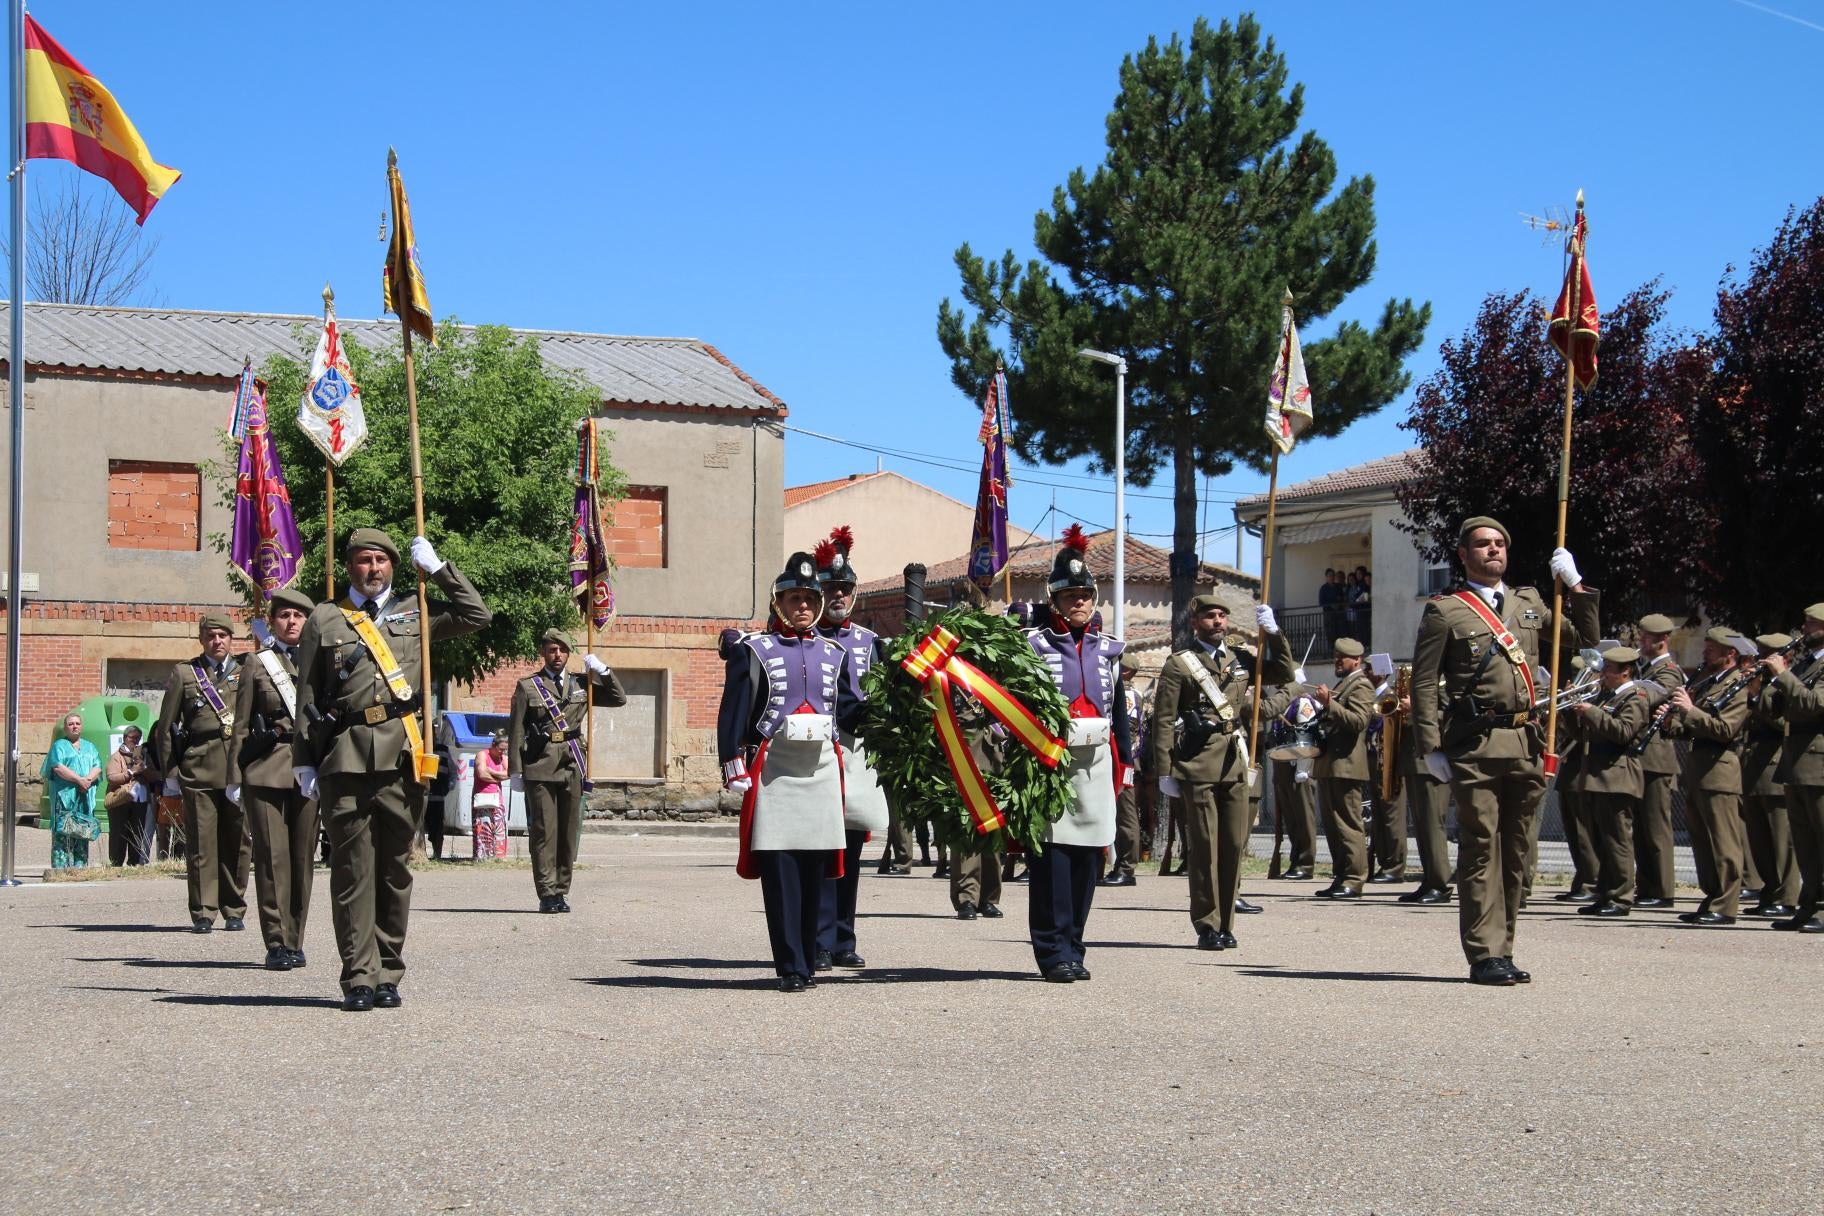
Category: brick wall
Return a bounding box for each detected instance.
[605,485,666,569]
[108,460,201,551]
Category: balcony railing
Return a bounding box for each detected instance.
[1275,603,1372,664]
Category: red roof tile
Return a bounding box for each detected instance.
[783,472,885,509]
[1234,448,1422,514]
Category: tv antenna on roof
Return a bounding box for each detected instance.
[1520,204,1573,248]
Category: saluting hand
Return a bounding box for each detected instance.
[410,536,444,574]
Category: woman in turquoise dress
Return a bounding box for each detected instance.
[43,712,102,869]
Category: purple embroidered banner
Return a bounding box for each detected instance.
[229,362,302,598]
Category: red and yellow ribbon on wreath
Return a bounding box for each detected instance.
[900,624,1068,835]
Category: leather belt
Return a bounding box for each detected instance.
[547,728,571,742]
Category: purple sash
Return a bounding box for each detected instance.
[191,660,234,729]
[534,672,590,784]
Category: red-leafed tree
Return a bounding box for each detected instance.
[1396,283,1710,626]
[1688,199,1824,633]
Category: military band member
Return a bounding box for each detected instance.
[1631,614,1687,909]
[1411,517,1599,986]
[292,529,492,1012]
[225,589,317,970]
[1662,627,1750,925]
[1312,638,1374,900]
[1548,659,1601,906]
[1149,593,1293,950]
[158,612,249,933]
[1759,604,1824,934]
[719,553,860,991]
[1271,752,1319,881]
[508,628,627,913]
[1565,647,1655,917]
[1105,653,1146,887]
[1026,527,1135,981]
[1397,674,1454,905]
[811,529,887,970]
[1742,633,1799,918]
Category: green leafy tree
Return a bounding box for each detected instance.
[937,13,1429,623]
[209,321,622,687]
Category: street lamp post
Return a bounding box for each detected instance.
[1077,348,1127,637]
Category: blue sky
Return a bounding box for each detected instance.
[13,1,1823,571]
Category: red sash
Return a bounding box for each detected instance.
[1450,589,1536,706]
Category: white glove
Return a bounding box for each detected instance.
[162,777,180,797]
[726,777,752,796]
[225,784,241,806]
[410,535,445,574]
[510,775,524,793]
[293,767,319,800]
[1256,604,1279,635]
[1424,750,1451,785]
[584,654,609,676]
[1293,767,1311,784]
[1550,547,1582,589]
[1159,775,1182,798]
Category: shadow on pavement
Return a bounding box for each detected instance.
[156,993,343,1009]
[31,923,193,934]
[628,956,774,970]
[415,908,539,915]
[1230,965,1462,984]
[74,956,264,970]
[578,964,1036,991]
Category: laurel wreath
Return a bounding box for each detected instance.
[861,606,1075,856]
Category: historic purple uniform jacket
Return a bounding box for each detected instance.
[819,621,886,711]
[717,629,863,768]
[1027,624,1135,765]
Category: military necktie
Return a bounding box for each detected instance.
[365,599,381,620]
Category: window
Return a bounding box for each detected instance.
[605,485,667,569]
[108,460,200,551]
[1421,559,1454,596]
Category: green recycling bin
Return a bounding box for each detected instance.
[38,695,158,832]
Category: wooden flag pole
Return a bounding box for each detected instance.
[1542,190,1585,774]
[582,418,597,784]
[1245,447,1281,781]
[322,284,337,600]
[400,319,434,782]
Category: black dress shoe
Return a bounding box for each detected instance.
[779,974,808,993]
[1214,930,1238,950]
[956,901,978,921]
[1686,912,1736,926]
[538,896,559,913]
[222,917,246,932]
[1366,872,1402,885]
[1579,900,1629,917]
[555,896,572,913]
[264,947,293,972]
[1746,903,1796,919]
[1068,961,1091,981]
[1553,889,1598,904]
[373,983,402,1009]
[1281,868,1313,881]
[1041,965,1076,983]
[876,860,892,875]
[1502,958,1531,984]
[342,986,375,1012]
[1233,898,1263,914]
[1634,896,1674,909]
[287,949,307,968]
[1314,885,1340,899]
[1102,872,1137,887]
[1328,887,1362,900]
[889,864,912,875]
[831,950,866,968]
[1800,919,1824,935]
[1469,959,1517,986]
[932,863,950,878]
[1415,887,1453,904]
[979,902,1003,918]
[1013,869,1031,883]
[1196,929,1222,950]
[813,950,833,971]
[190,919,213,934]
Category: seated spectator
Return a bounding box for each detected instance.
[43,712,102,870]
[105,725,152,866]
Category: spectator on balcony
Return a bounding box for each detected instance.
[1318,568,1345,648]
[1349,567,1373,645]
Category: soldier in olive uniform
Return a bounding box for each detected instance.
[509,628,627,913]
[1313,637,1375,899]
[1661,627,1751,924]
[1631,614,1688,909]
[1564,647,1656,916]
[951,724,1005,920]
[1410,517,1599,985]
[1148,594,1294,950]
[292,529,492,1011]
[226,588,318,970]
[1397,673,1455,904]
[1105,653,1146,887]
[1758,604,1824,934]
[1742,633,1799,917]
[1271,753,1319,880]
[158,612,250,933]
[1546,659,1601,906]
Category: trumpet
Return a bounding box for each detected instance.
[1532,651,1604,712]
[1377,666,1411,803]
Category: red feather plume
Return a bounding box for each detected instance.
[812,539,837,566]
[1060,523,1089,553]
[828,524,854,556]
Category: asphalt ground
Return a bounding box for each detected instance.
[2,825,1819,1215]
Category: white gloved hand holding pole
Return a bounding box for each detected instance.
[583,654,609,676]
[410,535,444,574]
[1256,604,1279,635]
[1549,547,1582,590]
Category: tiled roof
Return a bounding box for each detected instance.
[854,528,1259,596]
[0,302,786,414]
[1234,448,1422,513]
[783,472,885,509]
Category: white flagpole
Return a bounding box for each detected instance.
[3,0,27,886]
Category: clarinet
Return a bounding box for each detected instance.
[1626,673,1694,757]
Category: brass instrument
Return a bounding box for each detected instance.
[1378,665,1411,804]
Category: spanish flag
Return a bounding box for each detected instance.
[383,149,436,346]
[23,17,181,224]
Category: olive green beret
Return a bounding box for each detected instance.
[344,527,400,564]
[1703,626,1738,648]
[198,611,235,636]
[1601,645,1640,665]
[1638,613,1676,634]
[1757,632,1792,652]
[1569,656,1587,672]
[538,628,574,651]
[267,588,314,617]
[1119,652,1139,673]
[1806,603,1824,624]
[1457,516,1510,546]
[1188,593,1233,615]
[1334,637,1365,657]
